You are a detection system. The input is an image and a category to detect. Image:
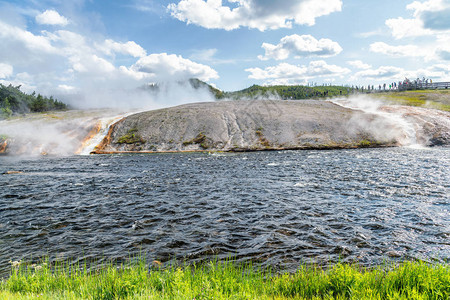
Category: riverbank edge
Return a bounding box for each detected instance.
[90,143,397,154]
[1,259,448,299]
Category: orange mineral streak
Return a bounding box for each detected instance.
[75,121,102,155]
[0,139,8,154]
[90,118,125,154]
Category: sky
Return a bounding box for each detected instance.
[0,0,449,107]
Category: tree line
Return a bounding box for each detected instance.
[218,84,349,100]
[0,84,67,118]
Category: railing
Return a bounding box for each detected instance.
[398,81,450,91]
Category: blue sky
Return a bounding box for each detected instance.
[0,0,449,106]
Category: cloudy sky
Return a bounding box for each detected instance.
[0,0,449,105]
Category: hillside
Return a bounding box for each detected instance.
[0,84,67,118]
[220,84,349,100]
[141,79,350,100]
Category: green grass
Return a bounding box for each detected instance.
[1,259,448,299]
[372,90,450,111]
[117,128,145,144]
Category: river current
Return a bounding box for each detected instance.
[0,148,449,276]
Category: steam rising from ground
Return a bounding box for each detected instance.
[0,81,217,156]
[332,95,419,146]
[331,95,448,148]
[57,80,216,110]
[2,93,448,157]
[0,110,130,156]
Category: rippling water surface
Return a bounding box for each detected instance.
[1,148,449,276]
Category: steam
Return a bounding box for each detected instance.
[0,80,218,156]
[0,5,225,156]
[54,80,216,110]
[220,89,282,101]
[0,110,129,156]
[331,95,420,147]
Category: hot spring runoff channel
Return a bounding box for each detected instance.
[0,148,448,276]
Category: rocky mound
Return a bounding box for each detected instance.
[93,100,402,153]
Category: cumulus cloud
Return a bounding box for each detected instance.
[97,39,147,58]
[355,66,404,80]
[258,34,342,60]
[347,60,371,70]
[125,53,219,81]
[0,20,58,55]
[246,60,350,85]
[385,17,432,39]
[167,0,343,31]
[0,16,218,109]
[0,63,13,78]
[430,63,450,72]
[386,0,450,38]
[369,40,447,61]
[369,42,421,57]
[420,7,450,29]
[353,64,449,82]
[36,9,69,26]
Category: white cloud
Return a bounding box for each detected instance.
[385,17,432,39]
[355,66,404,80]
[246,60,350,85]
[128,0,166,13]
[407,0,449,12]
[98,39,147,58]
[0,17,218,85]
[430,63,450,72]
[353,64,450,82]
[189,48,235,64]
[347,60,371,70]
[72,54,116,74]
[0,63,13,78]
[36,9,69,26]
[167,0,343,31]
[190,48,218,61]
[403,66,450,80]
[386,0,450,38]
[369,42,421,57]
[258,34,342,60]
[0,14,219,109]
[369,40,447,61]
[0,20,58,54]
[127,53,219,81]
[57,84,76,92]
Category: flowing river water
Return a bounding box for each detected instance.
[0,147,449,276]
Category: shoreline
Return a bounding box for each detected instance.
[1,259,448,299]
[90,143,397,155]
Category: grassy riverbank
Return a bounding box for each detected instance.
[1,259,449,299]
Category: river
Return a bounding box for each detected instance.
[0,147,449,276]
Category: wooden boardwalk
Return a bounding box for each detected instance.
[398,81,450,91]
